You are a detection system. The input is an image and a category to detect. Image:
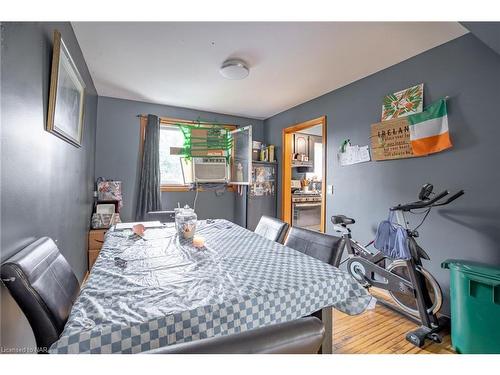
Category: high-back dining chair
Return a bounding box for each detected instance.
[0,237,80,353]
[146,317,325,354]
[254,215,289,244]
[284,227,345,266]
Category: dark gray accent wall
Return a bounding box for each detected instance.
[461,22,500,56]
[1,22,97,351]
[264,33,500,314]
[95,96,263,222]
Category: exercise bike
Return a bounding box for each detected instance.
[332,184,464,347]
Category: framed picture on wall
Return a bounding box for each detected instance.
[46,30,86,147]
[381,83,423,121]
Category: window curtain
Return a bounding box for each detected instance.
[135,114,162,220]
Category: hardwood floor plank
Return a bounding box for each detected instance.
[332,296,454,354]
[333,309,394,335]
[352,321,411,353]
[337,316,408,353]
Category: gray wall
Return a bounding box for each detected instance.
[461,22,500,56]
[95,96,263,222]
[1,23,97,351]
[264,33,500,314]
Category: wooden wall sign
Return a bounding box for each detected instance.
[370,117,417,161]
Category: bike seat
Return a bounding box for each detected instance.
[331,215,355,226]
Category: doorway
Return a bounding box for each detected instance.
[281,116,327,232]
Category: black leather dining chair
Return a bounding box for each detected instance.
[254,215,289,244]
[0,237,80,353]
[284,227,345,267]
[146,317,325,354]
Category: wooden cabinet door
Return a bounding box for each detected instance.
[88,229,106,271]
[294,134,309,156]
[88,229,106,250]
[88,250,100,270]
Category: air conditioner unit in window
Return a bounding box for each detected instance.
[192,157,229,183]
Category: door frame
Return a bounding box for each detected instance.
[281,116,327,233]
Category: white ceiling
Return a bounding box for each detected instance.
[72,22,468,120]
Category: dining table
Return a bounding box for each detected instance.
[49,219,373,354]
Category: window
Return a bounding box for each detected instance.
[159,125,190,186]
[140,117,240,191]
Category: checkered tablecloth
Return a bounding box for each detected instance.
[49,219,372,353]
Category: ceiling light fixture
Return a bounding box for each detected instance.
[219,59,249,80]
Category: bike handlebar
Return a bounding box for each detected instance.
[432,190,464,207]
[390,189,464,211]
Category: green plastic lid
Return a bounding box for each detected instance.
[442,259,500,281]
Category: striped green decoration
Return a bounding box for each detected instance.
[177,124,233,161]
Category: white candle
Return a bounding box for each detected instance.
[192,235,205,248]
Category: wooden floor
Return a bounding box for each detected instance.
[332,290,455,354]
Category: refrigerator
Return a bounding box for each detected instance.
[244,161,278,231]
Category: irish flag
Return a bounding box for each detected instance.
[407,98,452,156]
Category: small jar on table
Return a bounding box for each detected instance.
[175,205,197,239]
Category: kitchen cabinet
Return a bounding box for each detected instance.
[308,135,322,165]
[293,133,322,163]
[293,134,309,157]
[88,229,107,270]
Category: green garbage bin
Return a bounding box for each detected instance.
[442,259,500,354]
